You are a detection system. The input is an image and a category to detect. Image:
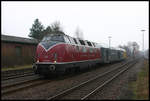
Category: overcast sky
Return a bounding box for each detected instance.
[2,1,149,50]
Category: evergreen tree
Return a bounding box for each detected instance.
[28,18,44,41]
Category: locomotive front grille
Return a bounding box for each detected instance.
[37,64,54,74]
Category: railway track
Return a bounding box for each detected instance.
[2,71,35,81]
[1,75,46,95]
[47,59,138,100]
[1,60,126,96]
[1,59,133,97]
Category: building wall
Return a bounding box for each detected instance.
[1,42,37,67]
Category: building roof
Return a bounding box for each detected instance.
[1,35,38,44]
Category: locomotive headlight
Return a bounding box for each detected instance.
[54,61,57,63]
[37,60,39,62]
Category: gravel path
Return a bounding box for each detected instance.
[2,60,128,100]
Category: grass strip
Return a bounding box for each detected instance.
[130,59,149,100]
[2,65,33,72]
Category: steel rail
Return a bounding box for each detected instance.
[1,79,52,95]
[1,75,42,89]
[2,72,35,81]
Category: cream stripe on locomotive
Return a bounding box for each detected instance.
[39,42,100,52]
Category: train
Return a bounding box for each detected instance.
[33,33,127,76]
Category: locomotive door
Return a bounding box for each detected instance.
[75,45,80,60]
[72,45,76,61]
[101,48,109,63]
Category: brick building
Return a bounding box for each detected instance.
[1,35,38,68]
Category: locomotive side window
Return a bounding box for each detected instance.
[79,40,85,45]
[91,42,95,47]
[94,43,98,47]
[84,41,89,46]
[73,38,78,44]
[68,37,76,44]
[75,38,81,45]
[87,41,92,46]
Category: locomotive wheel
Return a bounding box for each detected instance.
[33,65,38,74]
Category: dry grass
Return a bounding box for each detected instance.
[131,59,149,100]
[2,64,33,71]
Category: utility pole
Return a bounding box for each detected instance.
[108,36,112,48]
[141,29,145,57]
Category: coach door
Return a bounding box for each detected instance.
[106,48,109,62]
[118,51,121,60]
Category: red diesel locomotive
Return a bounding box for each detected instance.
[33,34,101,76]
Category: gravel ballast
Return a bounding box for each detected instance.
[88,58,144,100]
[2,58,143,100]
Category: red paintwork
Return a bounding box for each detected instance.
[36,43,101,63]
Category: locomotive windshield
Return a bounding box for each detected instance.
[42,34,65,42]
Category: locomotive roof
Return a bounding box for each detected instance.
[48,34,126,52]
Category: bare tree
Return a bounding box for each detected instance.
[51,21,64,34]
[118,41,140,58]
[74,26,84,40]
